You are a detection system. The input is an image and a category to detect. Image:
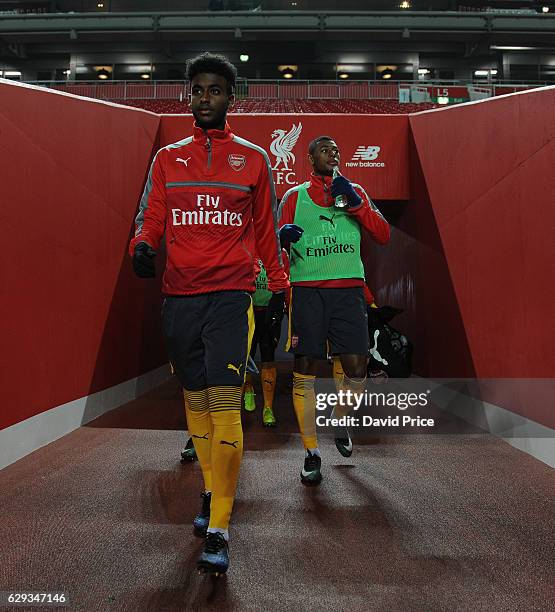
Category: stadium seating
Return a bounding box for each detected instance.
[116,98,438,114]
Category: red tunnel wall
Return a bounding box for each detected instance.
[0,82,165,431]
[1,83,553,433]
[410,88,555,379]
[364,87,555,427]
[159,114,410,200]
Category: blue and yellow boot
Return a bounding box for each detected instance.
[193,491,211,537]
[180,437,197,463]
[198,532,229,576]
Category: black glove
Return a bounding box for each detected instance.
[279,224,304,244]
[331,175,362,208]
[266,291,285,345]
[132,241,157,278]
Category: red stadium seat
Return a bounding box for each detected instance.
[113,98,439,115]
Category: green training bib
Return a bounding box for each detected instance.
[289,184,364,282]
[253,260,272,307]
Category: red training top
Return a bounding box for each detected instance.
[130,122,289,296]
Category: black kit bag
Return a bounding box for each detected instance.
[367,306,413,379]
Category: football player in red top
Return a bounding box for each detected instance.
[130,52,288,575]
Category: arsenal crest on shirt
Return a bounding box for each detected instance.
[228,154,246,171]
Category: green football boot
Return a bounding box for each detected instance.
[243,390,256,412]
[262,406,276,427]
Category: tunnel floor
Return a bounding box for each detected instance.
[0,365,553,611]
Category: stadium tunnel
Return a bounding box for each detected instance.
[2,79,553,448]
[0,78,554,609]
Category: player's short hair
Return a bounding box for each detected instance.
[185,52,237,94]
[308,135,335,155]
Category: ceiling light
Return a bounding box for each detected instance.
[542,6,549,13]
[377,65,396,79]
[278,65,297,79]
[338,71,349,79]
[472,69,497,77]
[490,46,536,51]
[418,68,430,75]
[97,2,104,7]
[338,55,366,64]
[400,1,411,9]
[240,54,249,62]
[337,64,364,74]
[4,71,22,77]
[97,68,110,80]
[63,69,71,76]
[140,73,150,80]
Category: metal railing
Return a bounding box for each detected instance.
[235,80,402,100]
[21,79,551,102]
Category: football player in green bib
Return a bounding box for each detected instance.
[243,253,289,426]
[278,136,390,485]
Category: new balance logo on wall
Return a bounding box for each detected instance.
[346,146,386,168]
[353,146,380,161]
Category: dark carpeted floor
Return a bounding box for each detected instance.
[0,366,553,611]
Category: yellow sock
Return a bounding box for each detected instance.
[244,372,254,395]
[184,388,212,491]
[207,385,244,530]
[333,368,367,418]
[332,357,344,392]
[292,372,318,449]
[183,390,189,428]
[183,391,193,435]
[261,365,277,409]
